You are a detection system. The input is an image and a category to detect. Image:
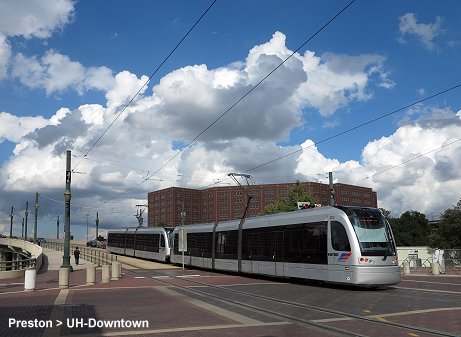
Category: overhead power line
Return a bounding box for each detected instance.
[362,137,461,180]
[243,83,461,174]
[72,0,217,172]
[98,0,357,206]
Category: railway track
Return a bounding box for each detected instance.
[120,260,460,337]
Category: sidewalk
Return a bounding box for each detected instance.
[0,247,176,293]
[41,247,92,272]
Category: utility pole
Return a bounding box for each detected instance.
[24,201,29,241]
[228,173,253,273]
[9,206,14,238]
[61,150,72,270]
[57,215,60,239]
[34,192,38,244]
[86,214,89,242]
[329,171,335,206]
[22,218,24,238]
[95,212,99,239]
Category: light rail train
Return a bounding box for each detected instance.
[107,227,174,262]
[170,206,401,286]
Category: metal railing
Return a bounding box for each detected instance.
[399,248,461,274]
[43,241,117,267]
[0,257,36,271]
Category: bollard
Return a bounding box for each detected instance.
[101,264,111,283]
[111,261,120,280]
[24,268,36,291]
[431,262,439,275]
[59,267,70,288]
[119,260,122,276]
[403,261,410,275]
[86,264,96,285]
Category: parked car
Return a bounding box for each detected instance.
[86,239,98,247]
[86,239,106,249]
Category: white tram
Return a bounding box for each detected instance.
[107,227,174,262]
[170,206,401,286]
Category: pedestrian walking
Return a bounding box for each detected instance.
[74,247,80,265]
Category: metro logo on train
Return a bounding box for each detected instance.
[338,252,352,262]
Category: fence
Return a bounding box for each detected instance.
[0,257,36,271]
[398,247,461,273]
[43,241,117,266]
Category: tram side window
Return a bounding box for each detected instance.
[135,234,159,252]
[242,231,258,260]
[202,232,213,258]
[186,232,213,257]
[108,233,124,248]
[126,234,135,249]
[173,233,179,254]
[215,230,238,259]
[331,221,351,252]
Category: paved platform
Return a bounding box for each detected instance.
[1,248,460,337]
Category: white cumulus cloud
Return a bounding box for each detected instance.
[11,51,115,95]
[0,0,74,39]
[399,13,443,50]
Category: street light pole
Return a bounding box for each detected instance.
[33,192,38,244]
[86,214,89,242]
[61,150,72,270]
[9,206,14,238]
[95,212,99,240]
[24,201,29,241]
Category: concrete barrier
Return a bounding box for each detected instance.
[102,264,110,283]
[24,268,36,291]
[86,265,96,285]
[111,261,120,281]
[59,267,70,288]
[403,261,410,275]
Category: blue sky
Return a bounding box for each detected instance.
[1,0,460,239]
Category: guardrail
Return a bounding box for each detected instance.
[0,257,36,271]
[43,241,117,267]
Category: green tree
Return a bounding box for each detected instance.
[432,199,461,248]
[263,181,317,215]
[389,211,431,246]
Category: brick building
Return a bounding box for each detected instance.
[147,182,377,227]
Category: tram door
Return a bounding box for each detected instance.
[270,231,284,277]
[328,220,353,283]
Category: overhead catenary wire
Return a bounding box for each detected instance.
[72,0,217,172]
[362,137,461,181]
[39,193,140,220]
[242,83,461,174]
[97,0,357,206]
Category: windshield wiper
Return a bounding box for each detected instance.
[382,248,388,261]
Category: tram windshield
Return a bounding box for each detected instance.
[336,207,396,257]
